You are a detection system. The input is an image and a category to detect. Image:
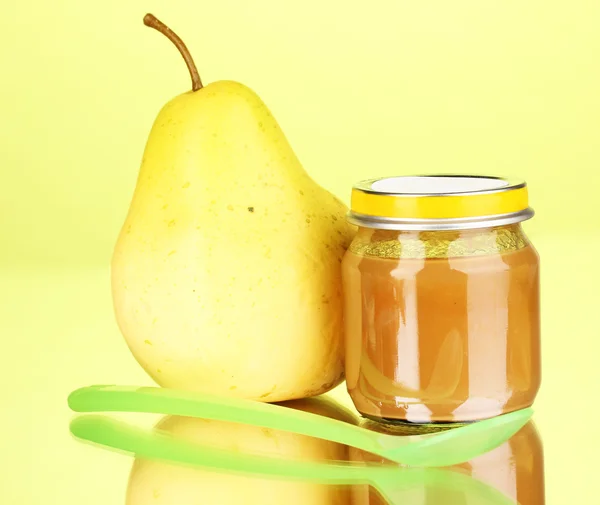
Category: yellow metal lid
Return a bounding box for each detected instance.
[349,175,534,230]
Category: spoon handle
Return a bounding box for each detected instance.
[68,385,381,454]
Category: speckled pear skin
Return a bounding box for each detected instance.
[111,80,355,402]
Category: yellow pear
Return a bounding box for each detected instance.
[125,397,355,505]
[111,15,354,402]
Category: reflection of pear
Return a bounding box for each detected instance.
[126,397,352,505]
[111,15,354,402]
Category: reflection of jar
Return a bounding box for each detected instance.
[342,176,541,424]
[349,420,545,505]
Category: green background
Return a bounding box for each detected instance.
[3,0,600,266]
[2,1,599,504]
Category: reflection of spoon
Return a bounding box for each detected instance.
[69,415,517,505]
[68,385,532,467]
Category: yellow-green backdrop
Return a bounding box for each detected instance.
[2,2,599,505]
[3,0,600,266]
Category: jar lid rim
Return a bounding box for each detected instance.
[350,175,531,223]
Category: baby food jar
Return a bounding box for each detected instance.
[342,175,540,424]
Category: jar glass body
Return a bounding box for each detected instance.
[342,223,541,424]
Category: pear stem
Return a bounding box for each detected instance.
[143,13,203,91]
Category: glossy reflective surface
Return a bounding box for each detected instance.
[2,234,597,504]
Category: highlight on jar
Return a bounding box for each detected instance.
[342,175,541,425]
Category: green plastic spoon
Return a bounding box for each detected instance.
[68,385,532,467]
[69,414,518,505]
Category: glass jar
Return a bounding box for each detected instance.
[342,175,541,424]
